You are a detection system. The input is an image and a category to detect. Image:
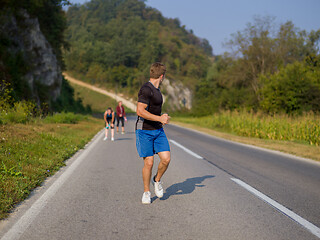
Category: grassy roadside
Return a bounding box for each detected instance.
[0,114,103,219]
[171,120,320,162]
[70,81,134,114]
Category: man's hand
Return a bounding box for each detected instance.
[160,113,170,125]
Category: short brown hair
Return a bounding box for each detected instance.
[150,62,166,79]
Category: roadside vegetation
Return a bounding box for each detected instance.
[172,119,320,162]
[193,17,320,116]
[0,113,103,220]
[0,73,103,220]
[173,111,319,146]
[69,81,134,114]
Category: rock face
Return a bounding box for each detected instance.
[0,10,62,103]
[161,78,192,111]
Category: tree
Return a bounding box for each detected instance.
[259,61,320,113]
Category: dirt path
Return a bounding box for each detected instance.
[63,73,137,112]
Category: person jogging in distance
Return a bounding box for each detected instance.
[136,62,171,204]
[116,101,127,134]
[103,107,115,141]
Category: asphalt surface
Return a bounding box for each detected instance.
[1,117,319,240]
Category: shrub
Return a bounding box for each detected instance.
[259,61,320,114]
[0,101,35,124]
[44,112,87,124]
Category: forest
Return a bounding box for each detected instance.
[65,1,320,115]
[1,0,320,116]
[64,0,213,95]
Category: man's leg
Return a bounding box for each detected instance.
[155,151,170,182]
[142,156,154,192]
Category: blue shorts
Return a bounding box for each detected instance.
[135,128,170,158]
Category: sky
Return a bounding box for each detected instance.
[67,0,320,55]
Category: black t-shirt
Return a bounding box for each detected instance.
[136,81,163,130]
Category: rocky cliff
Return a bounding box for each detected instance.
[161,78,192,111]
[0,10,62,104]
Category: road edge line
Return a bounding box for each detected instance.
[231,178,320,238]
[1,130,104,240]
[170,123,320,167]
[169,139,203,159]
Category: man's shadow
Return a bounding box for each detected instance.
[153,175,215,201]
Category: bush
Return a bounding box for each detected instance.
[44,112,87,124]
[259,61,320,114]
[0,101,36,124]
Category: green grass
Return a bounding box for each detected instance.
[0,113,103,219]
[44,112,88,124]
[173,111,320,146]
[70,81,134,114]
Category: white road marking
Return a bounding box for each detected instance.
[169,139,203,159]
[231,178,320,238]
[171,123,320,167]
[1,130,104,240]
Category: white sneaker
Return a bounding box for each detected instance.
[152,176,163,198]
[121,131,125,134]
[142,191,151,204]
[103,137,107,141]
[111,137,114,141]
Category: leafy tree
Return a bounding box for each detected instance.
[259,60,320,113]
[194,16,320,115]
[224,16,320,99]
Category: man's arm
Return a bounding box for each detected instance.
[136,102,170,125]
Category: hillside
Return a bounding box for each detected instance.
[0,0,89,115]
[64,0,213,110]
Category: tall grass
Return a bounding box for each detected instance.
[173,111,320,146]
[44,112,88,124]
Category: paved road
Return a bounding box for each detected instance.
[1,118,319,240]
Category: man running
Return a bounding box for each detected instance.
[135,62,171,204]
[116,101,126,134]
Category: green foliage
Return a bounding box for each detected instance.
[0,77,91,125]
[0,80,13,111]
[51,77,92,114]
[0,116,102,219]
[69,81,119,113]
[64,0,212,94]
[0,0,72,112]
[1,162,23,177]
[44,112,87,124]
[259,61,320,113]
[0,101,36,124]
[174,110,320,146]
[194,16,320,115]
[1,0,70,64]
